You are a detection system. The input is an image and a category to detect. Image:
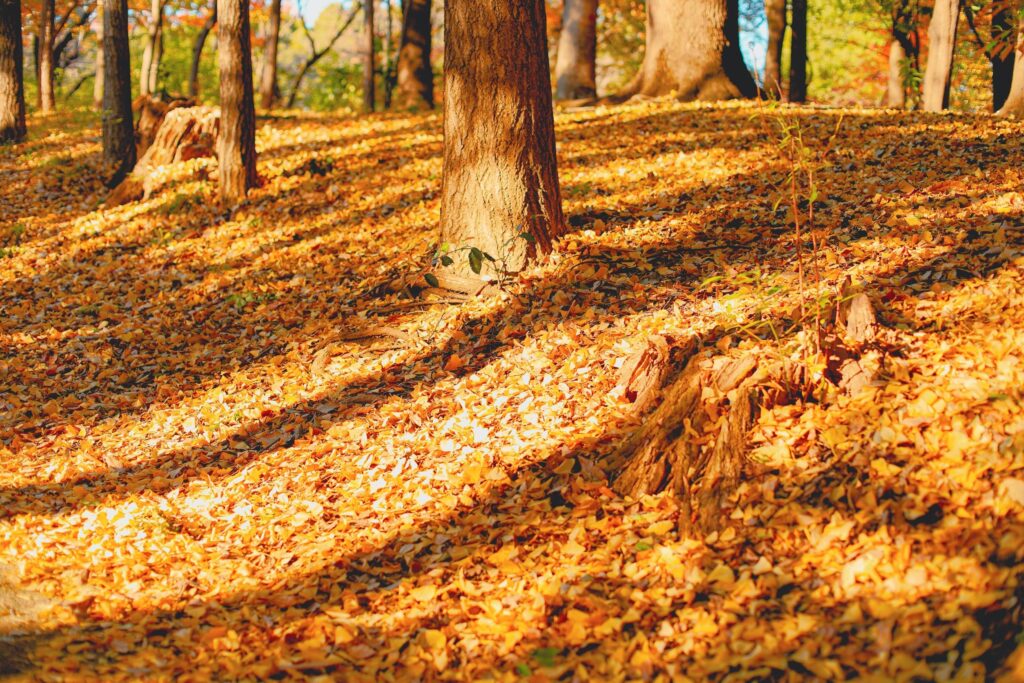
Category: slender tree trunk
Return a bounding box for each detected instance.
[140,0,163,96]
[998,0,1024,115]
[259,0,280,109]
[619,0,757,101]
[39,0,55,112]
[440,0,564,276]
[393,0,432,109]
[887,40,907,107]
[886,0,917,108]
[0,0,27,142]
[554,0,598,100]
[763,0,786,96]
[217,0,257,203]
[992,0,1014,111]
[788,0,807,102]
[93,3,104,110]
[189,0,216,99]
[149,16,162,93]
[922,0,960,111]
[363,0,375,111]
[102,0,135,176]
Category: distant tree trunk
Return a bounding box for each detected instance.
[393,0,432,109]
[922,0,960,111]
[763,0,786,96]
[363,0,375,111]
[102,0,135,179]
[140,0,164,96]
[554,0,598,100]
[383,0,392,107]
[39,0,55,112]
[440,0,564,276]
[886,0,917,108]
[93,4,104,110]
[259,0,280,109]
[992,0,1014,111]
[217,0,257,203]
[998,0,1024,115]
[619,0,757,101]
[0,0,27,142]
[286,2,361,107]
[788,0,807,102]
[189,0,216,99]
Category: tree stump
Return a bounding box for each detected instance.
[134,94,196,157]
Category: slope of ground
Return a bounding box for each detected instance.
[1,101,1023,681]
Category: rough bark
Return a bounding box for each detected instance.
[992,0,1015,111]
[789,0,807,102]
[763,0,786,96]
[101,0,135,179]
[922,0,960,111]
[0,0,26,142]
[554,0,598,100]
[92,3,103,110]
[217,0,257,203]
[998,9,1024,115]
[363,0,375,111]
[619,0,757,101]
[259,0,280,109]
[439,0,565,277]
[393,0,432,109]
[39,0,55,112]
[188,0,216,99]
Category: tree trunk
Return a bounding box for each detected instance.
[619,0,757,101]
[998,1,1024,115]
[393,0,432,109]
[189,0,216,99]
[93,4,104,110]
[149,16,162,94]
[554,0,598,100]
[383,0,392,107]
[0,0,27,142]
[922,0,960,111]
[886,0,917,108]
[39,0,55,112]
[217,0,257,203]
[763,0,786,96]
[140,0,163,96]
[789,0,807,102]
[887,40,907,107]
[363,0,375,111]
[259,0,280,109]
[439,0,564,277]
[102,0,135,178]
[992,0,1014,111]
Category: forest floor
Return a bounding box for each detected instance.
[2,100,1024,681]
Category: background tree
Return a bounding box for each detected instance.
[93,2,103,109]
[259,0,280,108]
[39,0,55,111]
[362,0,373,111]
[886,0,918,108]
[922,0,960,110]
[618,0,757,100]
[990,0,1014,109]
[392,0,432,109]
[139,0,165,96]
[285,0,360,107]
[217,0,257,202]
[101,0,134,179]
[440,0,564,276]
[998,0,1024,114]
[554,0,598,100]
[189,0,216,98]
[0,0,26,141]
[789,0,807,101]
[763,0,786,95]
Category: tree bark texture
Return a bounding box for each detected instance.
[217,0,257,203]
[0,0,26,142]
[922,0,960,111]
[93,3,104,110]
[998,0,1024,116]
[189,0,216,99]
[259,0,280,109]
[363,0,375,111]
[789,0,807,102]
[554,0,597,100]
[393,0,432,109]
[763,0,786,96]
[992,0,1014,111]
[621,0,757,101]
[38,0,55,112]
[440,0,565,276]
[102,0,135,174]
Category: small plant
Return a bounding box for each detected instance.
[425,231,536,288]
[225,291,276,311]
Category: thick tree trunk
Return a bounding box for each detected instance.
[393,0,432,109]
[217,0,257,203]
[363,0,375,111]
[620,0,757,101]
[992,0,1014,111]
[998,6,1024,115]
[763,0,786,96]
[0,0,26,142]
[439,0,564,277]
[789,0,807,102]
[39,0,55,112]
[189,0,216,99]
[554,0,598,100]
[259,0,280,109]
[93,4,104,110]
[102,0,135,178]
[922,0,960,111]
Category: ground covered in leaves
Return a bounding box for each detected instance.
[2,101,1024,681]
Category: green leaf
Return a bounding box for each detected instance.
[519,231,536,244]
[424,273,440,288]
[468,248,484,274]
[635,541,652,551]
[440,255,454,267]
[531,647,559,668]
[483,251,496,262]
[515,663,531,676]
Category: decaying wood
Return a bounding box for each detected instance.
[832,292,880,394]
[108,105,219,205]
[840,293,878,345]
[134,94,195,156]
[616,334,672,414]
